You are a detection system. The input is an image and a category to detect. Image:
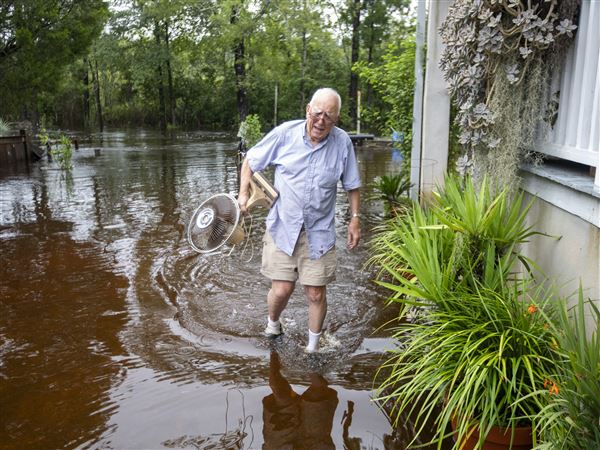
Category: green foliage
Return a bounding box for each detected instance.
[370,175,554,448]
[370,173,412,217]
[354,37,415,157]
[1,0,418,132]
[52,135,74,171]
[237,114,263,149]
[0,117,9,134]
[377,281,559,449]
[40,131,73,170]
[533,290,600,450]
[371,175,540,301]
[0,0,109,122]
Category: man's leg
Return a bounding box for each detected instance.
[268,280,295,321]
[304,285,326,352]
[264,280,295,336]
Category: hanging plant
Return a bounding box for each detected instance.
[439,0,579,187]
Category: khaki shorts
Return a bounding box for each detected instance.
[261,230,336,286]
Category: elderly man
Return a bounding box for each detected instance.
[238,87,361,353]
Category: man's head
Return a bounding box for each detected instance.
[306,88,341,144]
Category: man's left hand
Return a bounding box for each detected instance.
[347,219,361,250]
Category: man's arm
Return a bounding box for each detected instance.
[347,188,361,250]
[238,158,254,214]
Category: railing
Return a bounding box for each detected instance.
[536,0,600,188]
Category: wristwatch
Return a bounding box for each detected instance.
[351,212,360,219]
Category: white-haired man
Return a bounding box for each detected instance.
[238,87,361,353]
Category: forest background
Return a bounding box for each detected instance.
[0,0,416,141]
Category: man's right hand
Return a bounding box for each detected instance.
[238,191,249,215]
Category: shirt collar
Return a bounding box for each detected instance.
[302,120,331,149]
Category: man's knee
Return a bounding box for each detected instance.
[271,281,295,301]
[305,286,326,304]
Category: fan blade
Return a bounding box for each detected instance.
[207,216,234,249]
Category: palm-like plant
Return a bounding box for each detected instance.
[374,175,539,303]
[0,117,9,134]
[371,175,557,449]
[371,173,412,217]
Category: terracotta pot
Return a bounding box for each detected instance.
[451,418,533,450]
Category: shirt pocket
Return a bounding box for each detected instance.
[316,164,340,188]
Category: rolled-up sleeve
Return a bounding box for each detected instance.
[341,140,361,191]
[246,129,282,173]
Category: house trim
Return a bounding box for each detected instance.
[520,162,600,228]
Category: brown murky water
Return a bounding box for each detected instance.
[0,130,443,449]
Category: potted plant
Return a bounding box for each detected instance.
[370,172,413,218]
[371,175,559,449]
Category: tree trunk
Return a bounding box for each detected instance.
[348,0,361,124]
[154,20,167,135]
[164,21,176,128]
[234,39,248,122]
[89,58,103,132]
[83,58,90,129]
[299,0,308,113]
[366,20,375,109]
[231,5,248,122]
[30,88,40,138]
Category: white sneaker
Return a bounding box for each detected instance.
[304,345,318,354]
[264,322,282,337]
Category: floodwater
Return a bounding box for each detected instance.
[0,130,443,449]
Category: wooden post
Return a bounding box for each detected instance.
[274,83,278,126]
[357,90,361,134]
[20,130,29,165]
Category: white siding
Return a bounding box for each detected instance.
[538,0,600,188]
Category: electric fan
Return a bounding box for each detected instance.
[187,172,278,253]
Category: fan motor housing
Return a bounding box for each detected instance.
[196,207,215,229]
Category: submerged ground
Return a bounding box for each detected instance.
[0,129,445,449]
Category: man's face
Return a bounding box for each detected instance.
[306,95,338,144]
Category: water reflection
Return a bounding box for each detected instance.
[263,351,338,449]
[0,216,129,449]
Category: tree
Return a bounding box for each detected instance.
[0,0,109,126]
[2,0,412,133]
[335,0,411,125]
[248,0,347,125]
[354,37,415,157]
[86,0,214,131]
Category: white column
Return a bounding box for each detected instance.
[420,0,452,198]
[409,0,426,201]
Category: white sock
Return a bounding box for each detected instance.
[268,316,280,328]
[306,329,321,352]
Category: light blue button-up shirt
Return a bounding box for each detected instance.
[246,120,361,260]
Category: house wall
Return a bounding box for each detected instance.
[520,168,600,330]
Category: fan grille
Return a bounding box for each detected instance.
[187,194,241,253]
